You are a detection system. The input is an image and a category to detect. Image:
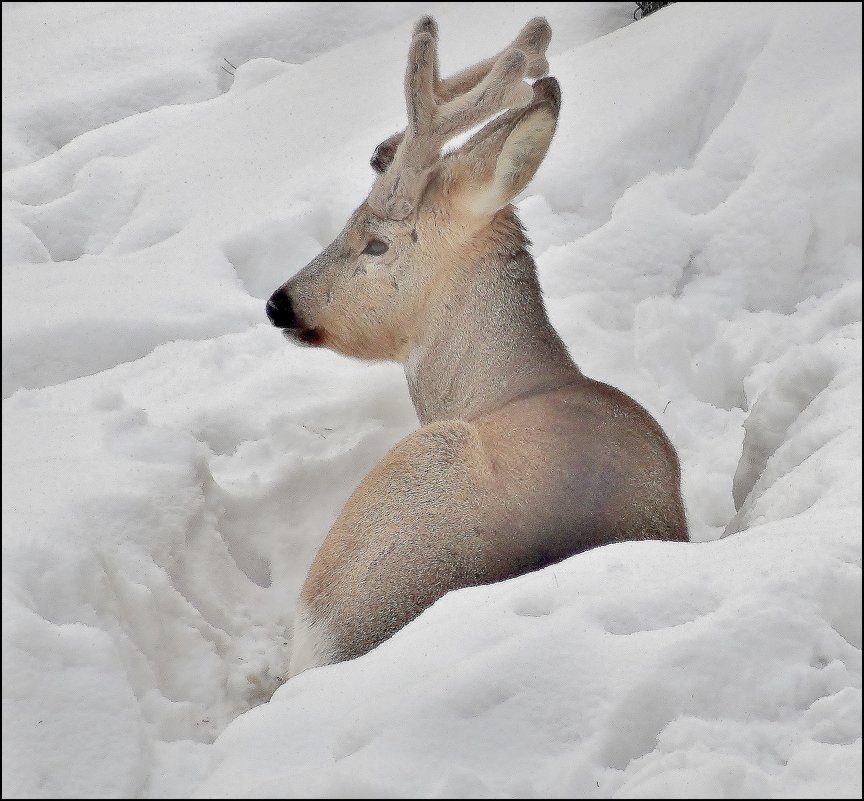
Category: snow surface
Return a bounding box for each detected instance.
[2,1,861,797]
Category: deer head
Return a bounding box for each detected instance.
[266,16,559,364]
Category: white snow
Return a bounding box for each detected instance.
[2,1,861,797]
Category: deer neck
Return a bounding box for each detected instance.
[405,247,581,424]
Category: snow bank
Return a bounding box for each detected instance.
[2,2,860,798]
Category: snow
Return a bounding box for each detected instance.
[2,1,860,797]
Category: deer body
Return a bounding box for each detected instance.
[267,18,688,677]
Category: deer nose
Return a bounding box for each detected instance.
[266,290,297,329]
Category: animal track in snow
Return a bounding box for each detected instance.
[511,590,560,618]
[599,584,720,637]
[449,673,516,720]
[332,730,375,762]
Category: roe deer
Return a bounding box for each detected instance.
[266,17,689,676]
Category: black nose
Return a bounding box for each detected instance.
[266,290,296,329]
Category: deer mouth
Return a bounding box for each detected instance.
[282,327,326,348]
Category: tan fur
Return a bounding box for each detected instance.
[269,18,689,677]
[298,383,686,667]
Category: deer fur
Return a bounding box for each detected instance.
[266,17,688,677]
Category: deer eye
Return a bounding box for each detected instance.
[361,239,389,256]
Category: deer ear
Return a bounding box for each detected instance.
[371,132,402,175]
[451,78,560,218]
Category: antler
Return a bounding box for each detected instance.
[367,17,552,220]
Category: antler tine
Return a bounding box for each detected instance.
[369,18,548,220]
[404,26,438,133]
[413,16,440,86]
[436,17,551,102]
[434,50,531,142]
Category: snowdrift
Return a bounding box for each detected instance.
[2,2,860,797]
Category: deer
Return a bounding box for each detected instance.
[266,16,689,677]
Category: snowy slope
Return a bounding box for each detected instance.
[2,2,860,798]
